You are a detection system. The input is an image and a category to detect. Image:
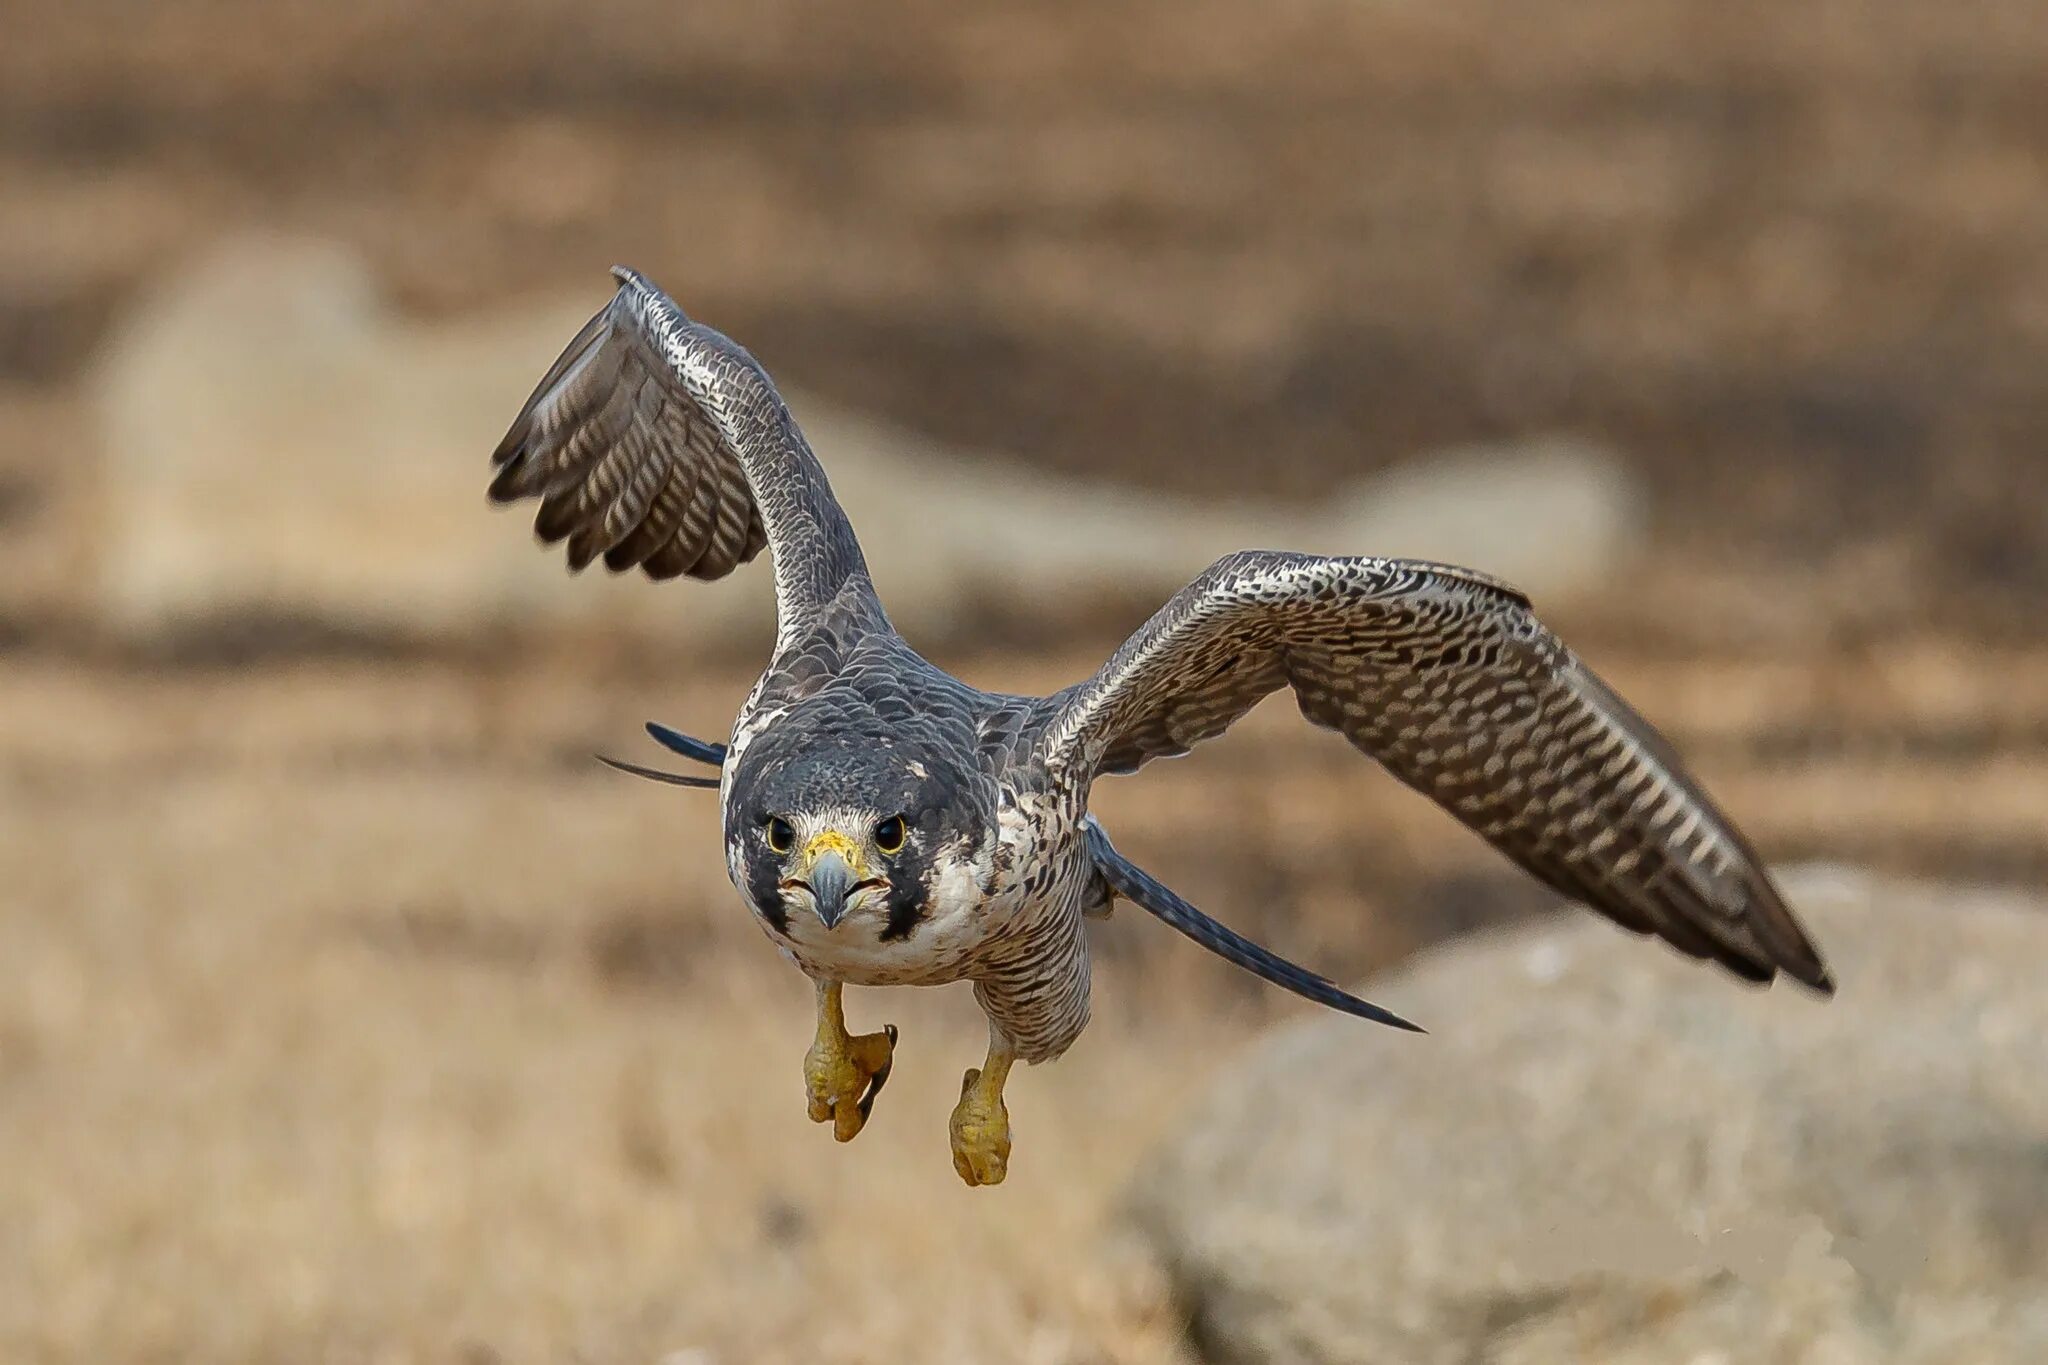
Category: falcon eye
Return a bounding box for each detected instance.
[874,816,906,854]
[765,817,796,854]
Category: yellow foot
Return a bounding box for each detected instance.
[804,1020,897,1142]
[804,982,898,1143]
[949,1059,1014,1187]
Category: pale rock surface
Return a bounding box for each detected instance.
[1128,866,2048,1365]
[89,234,1645,648]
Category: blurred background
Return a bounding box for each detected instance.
[3,3,2045,1362]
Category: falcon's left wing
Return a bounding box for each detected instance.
[1038,551,1834,994]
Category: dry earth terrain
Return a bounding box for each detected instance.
[3,1,2045,1361]
[6,630,2048,1363]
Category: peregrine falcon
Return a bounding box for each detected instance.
[489,268,1834,1187]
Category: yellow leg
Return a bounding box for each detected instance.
[803,980,897,1143]
[948,1039,1015,1187]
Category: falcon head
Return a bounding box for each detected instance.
[726,733,995,939]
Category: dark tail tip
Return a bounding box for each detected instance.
[594,752,719,789]
[1354,1001,1426,1034]
[644,721,728,769]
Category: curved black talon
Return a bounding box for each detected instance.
[856,1023,899,1121]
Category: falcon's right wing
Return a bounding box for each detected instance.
[489,268,872,642]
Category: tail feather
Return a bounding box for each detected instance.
[1083,820,1424,1033]
[645,721,729,768]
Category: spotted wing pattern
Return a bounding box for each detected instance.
[1039,551,1833,992]
[489,268,870,638]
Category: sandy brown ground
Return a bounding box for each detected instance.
[2,655,1210,1365]
[5,2,2046,1358]
[6,633,2048,1363]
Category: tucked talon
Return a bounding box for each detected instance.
[804,981,897,1142]
[948,1046,1015,1187]
[856,1024,899,1122]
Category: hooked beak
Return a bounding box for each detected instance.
[807,849,856,929]
[789,830,874,930]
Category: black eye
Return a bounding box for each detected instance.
[874,816,906,854]
[765,817,795,854]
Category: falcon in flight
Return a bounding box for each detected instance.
[489,268,1833,1187]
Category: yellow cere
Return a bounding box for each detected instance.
[801,828,867,874]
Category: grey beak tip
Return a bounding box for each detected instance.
[809,851,855,930]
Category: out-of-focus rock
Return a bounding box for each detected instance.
[89,234,1645,649]
[1307,438,1641,606]
[89,235,708,643]
[1128,866,2048,1365]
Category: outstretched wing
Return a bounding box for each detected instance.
[489,268,870,638]
[1039,551,1833,993]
